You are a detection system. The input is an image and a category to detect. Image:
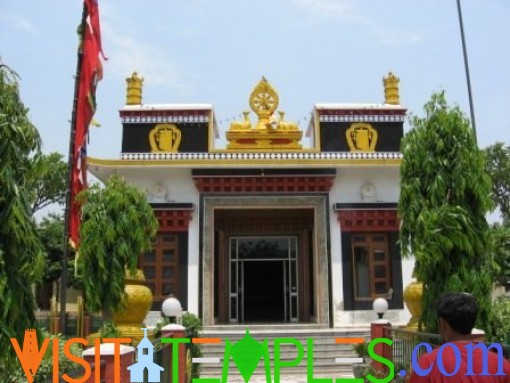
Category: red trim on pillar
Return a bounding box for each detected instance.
[194,176,334,193]
[336,209,399,232]
[154,210,193,232]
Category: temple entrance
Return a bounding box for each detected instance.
[228,237,299,323]
[213,208,317,324]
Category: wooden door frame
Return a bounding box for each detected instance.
[202,196,331,327]
[214,212,313,324]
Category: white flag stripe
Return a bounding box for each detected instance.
[335,357,364,364]
[192,357,222,364]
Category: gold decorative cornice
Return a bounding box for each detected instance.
[87,154,402,168]
[126,72,144,105]
[383,72,400,105]
[226,77,303,151]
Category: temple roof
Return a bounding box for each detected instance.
[120,103,213,111]
[314,103,406,111]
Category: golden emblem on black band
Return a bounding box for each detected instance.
[346,123,378,152]
[149,124,182,153]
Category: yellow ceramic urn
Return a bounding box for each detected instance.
[403,278,423,331]
[112,269,154,345]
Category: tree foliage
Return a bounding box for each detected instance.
[0,66,45,362]
[490,223,510,287]
[36,213,82,290]
[76,175,158,319]
[399,92,494,333]
[27,152,67,214]
[37,213,65,281]
[484,142,510,287]
[485,142,510,221]
[489,296,510,344]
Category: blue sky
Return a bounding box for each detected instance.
[1,0,509,160]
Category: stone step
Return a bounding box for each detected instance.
[199,363,355,378]
[196,326,369,379]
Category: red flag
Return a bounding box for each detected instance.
[85,0,107,60]
[69,1,104,249]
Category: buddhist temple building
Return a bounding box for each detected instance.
[88,72,414,327]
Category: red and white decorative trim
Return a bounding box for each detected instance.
[154,210,193,232]
[194,176,335,193]
[121,115,209,124]
[319,115,405,123]
[335,209,399,232]
[120,152,403,161]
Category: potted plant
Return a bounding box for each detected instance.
[352,341,371,379]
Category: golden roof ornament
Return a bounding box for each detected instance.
[249,77,280,129]
[226,77,302,151]
[126,72,144,105]
[383,72,400,105]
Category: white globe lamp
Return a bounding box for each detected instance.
[373,297,388,320]
[162,295,182,324]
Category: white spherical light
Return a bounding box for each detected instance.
[372,297,388,316]
[162,296,182,318]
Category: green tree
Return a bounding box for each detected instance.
[76,175,158,319]
[36,214,82,292]
[38,213,66,282]
[490,223,510,287]
[484,142,510,288]
[485,142,510,221]
[0,66,45,362]
[27,152,67,214]
[399,92,494,333]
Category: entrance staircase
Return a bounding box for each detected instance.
[196,325,370,381]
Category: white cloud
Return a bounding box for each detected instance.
[369,24,423,45]
[294,0,363,21]
[0,12,37,34]
[293,0,422,45]
[100,6,191,94]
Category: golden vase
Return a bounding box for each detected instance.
[112,269,154,345]
[403,279,423,330]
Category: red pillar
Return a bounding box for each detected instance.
[371,320,392,373]
[83,343,135,383]
[162,324,187,383]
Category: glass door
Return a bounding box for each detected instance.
[229,236,298,323]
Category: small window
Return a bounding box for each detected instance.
[138,233,179,307]
[351,233,391,301]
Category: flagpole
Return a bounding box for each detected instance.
[60,2,88,333]
[456,0,477,144]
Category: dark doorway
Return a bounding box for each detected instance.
[214,209,316,324]
[243,261,284,322]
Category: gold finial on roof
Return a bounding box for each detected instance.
[383,72,400,105]
[249,77,280,129]
[226,77,302,151]
[126,72,144,105]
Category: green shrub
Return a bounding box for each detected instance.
[353,340,369,358]
[98,319,121,339]
[490,296,510,344]
[0,331,82,383]
[156,312,203,378]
